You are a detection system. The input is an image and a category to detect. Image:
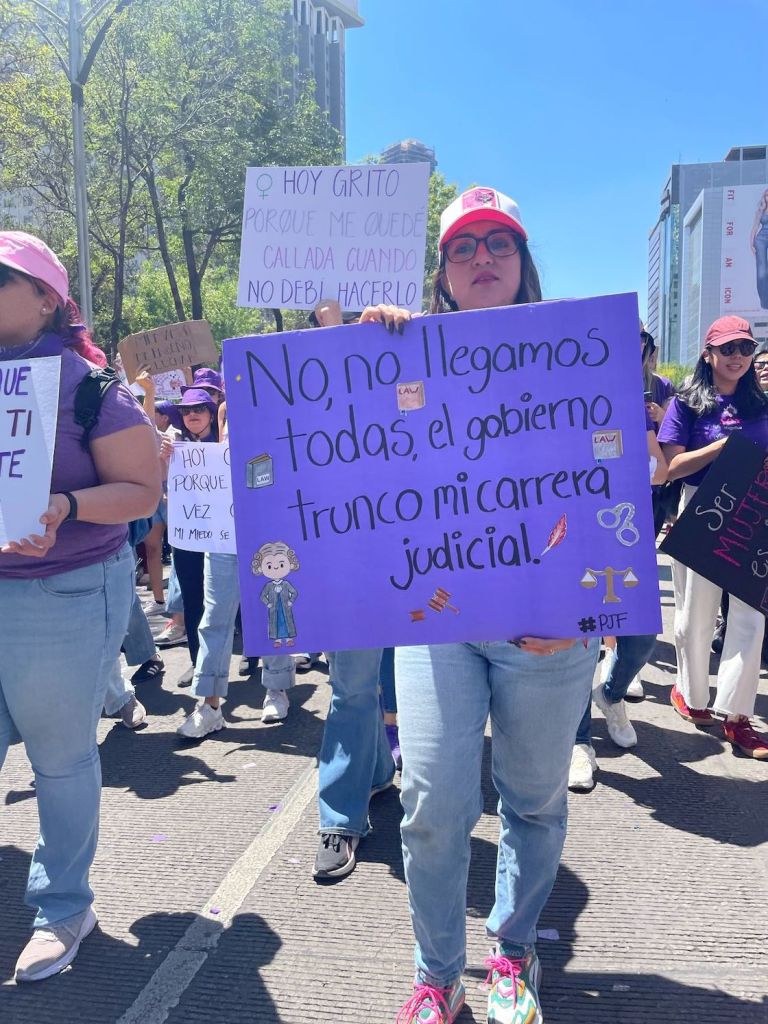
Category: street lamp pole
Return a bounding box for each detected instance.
[68,0,93,327]
[26,0,133,329]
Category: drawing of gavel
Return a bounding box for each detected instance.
[428,587,459,614]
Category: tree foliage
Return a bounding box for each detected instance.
[0,0,341,354]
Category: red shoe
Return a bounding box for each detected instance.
[670,685,717,726]
[723,717,768,759]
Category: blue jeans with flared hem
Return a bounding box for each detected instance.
[192,553,295,699]
[0,544,134,928]
[318,648,396,837]
[396,638,598,987]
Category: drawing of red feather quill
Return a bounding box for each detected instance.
[540,514,567,557]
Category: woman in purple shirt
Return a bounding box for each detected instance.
[0,232,161,981]
[658,315,768,759]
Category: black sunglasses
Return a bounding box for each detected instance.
[181,403,209,415]
[444,229,520,264]
[754,359,768,369]
[709,339,757,357]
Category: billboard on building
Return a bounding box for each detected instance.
[720,183,768,316]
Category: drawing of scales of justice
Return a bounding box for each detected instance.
[579,567,639,603]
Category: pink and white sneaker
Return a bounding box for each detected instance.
[396,979,465,1023]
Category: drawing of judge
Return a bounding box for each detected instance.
[252,541,300,647]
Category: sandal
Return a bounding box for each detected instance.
[131,656,165,683]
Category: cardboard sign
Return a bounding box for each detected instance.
[167,442,236,554]
[223,292,662,655]
[118,321,218,382]
[661,432,768,612]
[0,356,61,544]
[237,164,430,312]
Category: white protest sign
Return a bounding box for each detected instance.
[0,356,61,544]
[167,442,235,553]
[237,163,431,312]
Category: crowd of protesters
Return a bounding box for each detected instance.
[1,197,767,1024]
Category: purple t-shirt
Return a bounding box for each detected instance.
[658,394,768,485]
[0,347,150,579]
[651,374,675,408]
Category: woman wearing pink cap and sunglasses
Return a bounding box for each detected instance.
[659,315,768,759]
[0,232,161,981]
[360,189,599,1024]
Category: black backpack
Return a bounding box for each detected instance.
[73,367,154,547]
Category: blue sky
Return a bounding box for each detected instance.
[345,0,768,315]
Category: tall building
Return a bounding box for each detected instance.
[381,139,437,174]
[288,0,364,150]
[648,145,768,364]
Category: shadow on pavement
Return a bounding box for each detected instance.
[92,682,324,801]
[0,848,280,1024]
[465,863,766,1023]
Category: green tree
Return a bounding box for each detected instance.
[423,170,459,304]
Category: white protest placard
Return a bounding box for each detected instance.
[0,356,61,544]
[237,163,431,312]
[167,442,235,553]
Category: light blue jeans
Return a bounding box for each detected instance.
[0,544,134,927]
[318,648,396,836]
[396,639,598,986]
[193,553,295,698]
[165,561,183,614]
[103,588,159,716]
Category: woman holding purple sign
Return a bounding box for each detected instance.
[363,189,600,1024]
[0,232,160,981]
[659,315,768,760]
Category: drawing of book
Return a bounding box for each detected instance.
[247,454,274,489]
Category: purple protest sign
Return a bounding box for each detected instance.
[223,293,662,655]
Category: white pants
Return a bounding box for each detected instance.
[671,483,765,716]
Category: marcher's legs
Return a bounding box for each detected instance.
[173,548,205,664]
[122,588,157,667]
[714,595,765,717]
[0,546,133,927]
[601,634,658,703]
[317,648,392,837]
[193,553,241,701]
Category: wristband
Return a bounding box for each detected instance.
[61,491,78,522]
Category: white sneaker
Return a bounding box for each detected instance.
[262,689,289,722]
[154,620,187,646]
[144,600,168,619]
[625,675,645,700]
[120,696,146,729]
[592,682,637,748]
[177,702,224,739]
[568,743,597,791]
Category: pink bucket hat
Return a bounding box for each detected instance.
[0,230,69,304]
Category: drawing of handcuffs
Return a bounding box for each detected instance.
[597,502,640,547]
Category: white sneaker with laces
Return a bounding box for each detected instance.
[144,600,168,619]
[625,675,645,700]
[262,688,289,722]
[592,682,637,748]
[568,743,597,792]
[15,906,98,982]
[177,702,224,739]
[120,696,146,729]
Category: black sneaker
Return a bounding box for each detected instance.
[238,655,257,677]
[177,665,194,687]
[312,833,359,882]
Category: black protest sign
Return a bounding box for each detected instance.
[660,432,768,614]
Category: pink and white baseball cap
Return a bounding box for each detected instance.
[0,230,69,304]
[439,187,528,249]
